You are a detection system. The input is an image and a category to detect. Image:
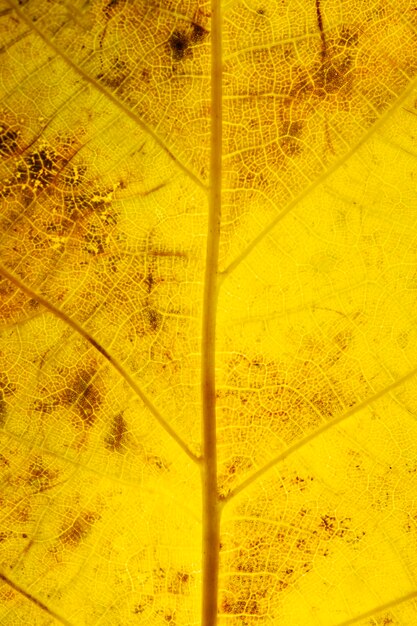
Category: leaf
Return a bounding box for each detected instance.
[1,0,417,624]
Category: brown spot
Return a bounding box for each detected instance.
[315,0,327,61]
[169,30,189,61]
[98,59,129,89]
[190,22,208,43]
[148,249,187,258]
[27,458,59,493]
[0,454,9,468]
[280,120,304,156]
[61,365,101,428]
[339,25,359,48]
[144,273,154,293]
[319,514,336,535]
[176,572,189,584]
[146,454,170,471]
[141,68,151,83]
[105,413,128,452]
[59,510,100,548]
[221,597,243,614]
[62,164,86,187]
[13,504,31,523]
[84,231,106,255]
[103,0,122,14]
[0,374,15,426]
[0,395,7,426]
[0,125,18,157]
[146,307,162,332]
[167,570,191,594]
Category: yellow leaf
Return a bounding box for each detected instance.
[1,0,417,625]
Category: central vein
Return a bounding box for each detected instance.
[201,0,222,625]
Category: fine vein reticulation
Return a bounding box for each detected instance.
[0,264,198,464]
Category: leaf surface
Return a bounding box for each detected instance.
[1,0,417,624]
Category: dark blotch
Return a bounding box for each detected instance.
[169,30,189,61]
[0,126,18,157]
[28,149,53,176]
[18,147,56,189]
[190,22,208,43]
[104,0,120,10]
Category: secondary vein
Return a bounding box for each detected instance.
[0,264,199,464]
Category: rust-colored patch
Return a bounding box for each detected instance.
[0,454,9,468]
[146,454,170,472]
[97,59,129,89]
[190,21,208,43]
[280,120,304,157]
[105,412,127,452]
[167,570,192,595]
[27,457,59,493]
[60,364,102,428]
[288,25,359,103]
[13,504,31,523]
[220,596,260,616]
[59,510,100,548]
[144,273,155,294]
[145,307,162,332]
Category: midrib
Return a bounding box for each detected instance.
[201,0,222,625]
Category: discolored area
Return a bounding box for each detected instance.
[0,124,19,157]
[59,365,102,428]
[27,457,60,493]
[58,510,101,549]
[217,322,363,496]
[105,412,128,452]
[168,21,208,62]
[0,123,122,326]
[220,1,417,261]
[33,358,104,434]
[169,30,190,62]
[1,0,417,624]
[220,489,367,622]
[0,373,15,426]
